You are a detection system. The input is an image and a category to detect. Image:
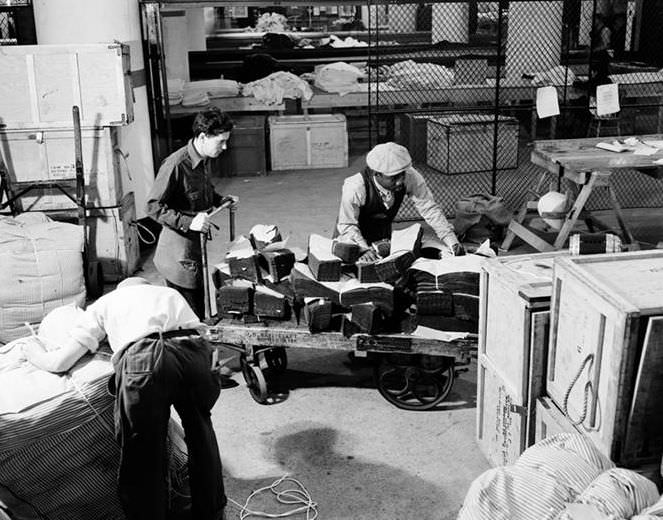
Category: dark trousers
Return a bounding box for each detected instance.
[112,332,225,520]
[166,279,205,320]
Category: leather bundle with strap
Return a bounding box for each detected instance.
[454,193,512,245]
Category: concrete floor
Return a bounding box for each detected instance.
[135,153,663,520]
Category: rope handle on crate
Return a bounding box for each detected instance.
[562,353,595,426]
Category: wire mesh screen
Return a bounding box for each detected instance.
[366,0,663,224]
[0,3,35,46]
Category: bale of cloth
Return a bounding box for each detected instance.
[458,433,661,520]
[0,213,85,344]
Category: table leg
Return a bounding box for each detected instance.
[552,173,600,249]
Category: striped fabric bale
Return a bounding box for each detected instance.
[516,433,615,498]
[556,468,659,520]
[458,465,575,520]
[458,434,619,520]
[0,350,189,520]
[636,494,663,517]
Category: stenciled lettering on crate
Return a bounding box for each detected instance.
[477,252,565,466]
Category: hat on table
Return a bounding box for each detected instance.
[366,142,413,176]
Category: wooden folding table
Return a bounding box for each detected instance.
[500,134,663,253]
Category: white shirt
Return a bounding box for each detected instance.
[336,169,459,250]
[69,284,202,363]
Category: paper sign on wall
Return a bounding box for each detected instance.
[596,83,620,116]
[536,86,560,119]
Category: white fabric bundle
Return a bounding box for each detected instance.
[386,60,454,90]
[184,79,240,100]
[242,71,313,105]
[458,434,661,520]
[314,62,364,95]
[0,214,85,344]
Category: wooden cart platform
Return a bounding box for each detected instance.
[204,320,477,411]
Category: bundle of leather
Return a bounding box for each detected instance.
[350,302,384,335]
[308,234,342,282]
[217,279,254,316]
[332,239,362,264]
[260,249,295,281]
[254,285,290,320]
[338,279,394,316]
[226,236,262,284]
[303,297,333,333]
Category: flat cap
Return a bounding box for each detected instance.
[366,142,413,176]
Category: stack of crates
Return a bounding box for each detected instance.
[478,249,663,482]
[0,43,138,282]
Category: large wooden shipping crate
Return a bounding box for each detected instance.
[426,114,519,174]
[0,127,127,211]
[547,250,663,466]
[87,192,139,282]
[0,43,133,129]
[268,114,348,170]
[477,252,567,467]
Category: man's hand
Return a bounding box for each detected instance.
[190,212,211,233]
[220,195,239,208]
[22,339,47,361]
[358,248,380,263]
[451,243,466,256]
[372,239,391,258]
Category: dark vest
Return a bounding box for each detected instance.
[357,168,406,244]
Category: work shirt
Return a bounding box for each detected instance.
[66,284,202,364]
[146,140,225,289]
[336,169,459,250]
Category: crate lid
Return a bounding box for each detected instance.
[555,250,663,313]
[268,114,346,126]
[428,114,518,126]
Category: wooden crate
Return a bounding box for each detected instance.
[477,252,567,466]
[426,114,519,174]
[547,250,663,466]
[0,127,127,211]
[268,114,348,170]
[87,192,139,282]
[535,396,581,443]
[0,43,133,129]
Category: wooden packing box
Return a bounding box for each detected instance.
[216,115,267,176]
[477,251,567,467]
[0,127,127,211]
[426,114,519,174]
[86,192,139,282]
[535,396,581,444]
[547,250,663,466]
[268,114,348,170]
[0,43,133,129]
[396,112,446,163]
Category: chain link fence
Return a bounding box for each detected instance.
[364,0,663,221]
[0,2,35,47]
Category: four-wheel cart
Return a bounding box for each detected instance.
[205,321,477,410]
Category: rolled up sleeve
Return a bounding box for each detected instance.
[406,169,459,247]
[336,175,370,250]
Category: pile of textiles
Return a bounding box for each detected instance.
[242,71,313,105]
[459,433,663,520]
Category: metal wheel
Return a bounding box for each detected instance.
[374,355,455,411]
[240,354,268,404]
[263,347,288,374]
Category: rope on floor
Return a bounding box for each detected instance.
[227,475,318,520]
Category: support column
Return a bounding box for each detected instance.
[505,2,563,82]
[432,3,469,44]
[33,0,154,219]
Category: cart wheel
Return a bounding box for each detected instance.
[263,347,288,374]
[86,261,104,299]
[240,354,268,404]
[374,356,455,411]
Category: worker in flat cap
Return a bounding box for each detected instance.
[335,142,463,260]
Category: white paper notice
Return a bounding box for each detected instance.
[536,86,560,118]
[596,83,620,116]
